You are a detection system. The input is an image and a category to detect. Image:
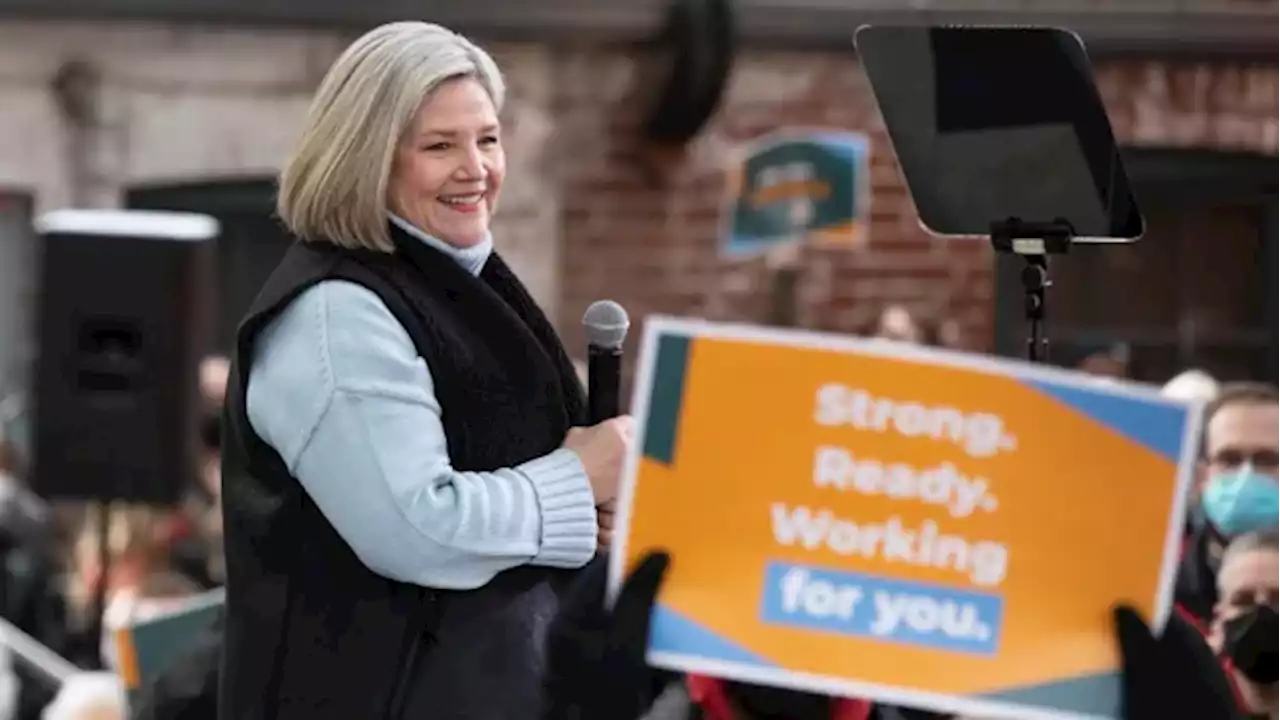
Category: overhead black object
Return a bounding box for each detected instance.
[856,25,1143,243]
[856,25,1144,362]
[31,209,216,505]
[642,0,737,144]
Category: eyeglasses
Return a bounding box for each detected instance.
[1207,448,1279,471]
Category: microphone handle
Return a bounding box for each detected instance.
[586,344,622,425]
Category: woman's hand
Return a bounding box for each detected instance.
[562,416,634,507]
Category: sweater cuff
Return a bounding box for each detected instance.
[519,449,598,569]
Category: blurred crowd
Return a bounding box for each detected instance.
[0,355,228,720]
[0,302,1274,720]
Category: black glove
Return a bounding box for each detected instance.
[541,551,670,720]
[1115,605,1242,720]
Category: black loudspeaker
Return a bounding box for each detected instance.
[31,209,216,505]
[642,0,737,144]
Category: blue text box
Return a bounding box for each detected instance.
[759,561,1005,655]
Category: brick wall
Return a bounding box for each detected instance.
[0,22,1275,390]
[553,51,1278,367]
[556,49,975,352]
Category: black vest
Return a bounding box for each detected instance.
[218,224,588,720]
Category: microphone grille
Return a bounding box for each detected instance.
[582,300,630,350]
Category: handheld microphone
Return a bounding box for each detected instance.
[582,300,630,425]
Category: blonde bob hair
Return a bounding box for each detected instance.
[278,21,505,252]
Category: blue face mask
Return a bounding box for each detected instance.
[1202,465,1280,537]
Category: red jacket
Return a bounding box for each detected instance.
[687,605,1247,720]
[686,675,873,720]
[1172,603,1249,712]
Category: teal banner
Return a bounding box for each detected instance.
[721,130,870,257]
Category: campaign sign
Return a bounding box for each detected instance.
[113,588,224,704]
[721,129,871,257]
[609,318,1199,720]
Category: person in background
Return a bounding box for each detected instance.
[219,21,627,719]
[543,553,1244,720]
[869,305,964,353]
[0,394,29,485]
[1177,382,1280,626]
[1071,343,1131,380]
[642,678,957,719]
[920,316,963,351]
[1161,369,1221,531]
[196,356,228,507]
[0,394,46,558]
[0,396,67,720]
[0,425,21,487]
[869,305,923,344]
[1162,369,1221,406]
[1208,530,1278,719]
[168,356,230,590]
[126,361,229,720]
[198,357,229,408]
[66,506,199,671]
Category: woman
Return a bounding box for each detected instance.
[218,22,630,719]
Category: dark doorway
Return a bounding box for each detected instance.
[994,149,1278,385]
[127,180,291,353]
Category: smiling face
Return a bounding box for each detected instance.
[388,75,505,248]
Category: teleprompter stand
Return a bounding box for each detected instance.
[855,24,1146,366]
[989,218,1075,364]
